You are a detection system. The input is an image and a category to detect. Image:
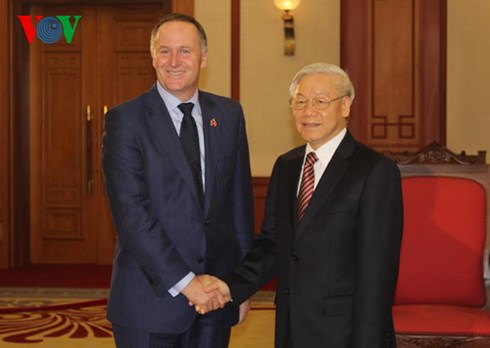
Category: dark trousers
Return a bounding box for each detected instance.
[284,310,294,348]
[112,316,231,348]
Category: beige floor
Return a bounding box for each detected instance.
[229,309,275,348]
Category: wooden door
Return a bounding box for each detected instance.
[97,5,162,263]
[29,3,163,264]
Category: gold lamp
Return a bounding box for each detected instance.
[274,0,301,55]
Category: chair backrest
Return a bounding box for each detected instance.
[385,143,490,308]
[395,176,486,306]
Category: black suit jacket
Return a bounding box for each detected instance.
[226,131,403,347]
[102,85,254,333]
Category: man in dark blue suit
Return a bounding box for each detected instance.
[102,13,254,348]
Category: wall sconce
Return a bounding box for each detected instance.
[274,0,301,55]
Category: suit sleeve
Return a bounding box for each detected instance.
[102,108,191,297]
[352,158,404,347]
[225,157,280,304]
[232,106,254,258]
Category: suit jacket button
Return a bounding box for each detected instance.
[197,257,204,263]
[205,220,210,225]
[290,254,299,261]
[285,288,290,295]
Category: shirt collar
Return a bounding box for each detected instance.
[156,82,200,113]
[305,128,347,165]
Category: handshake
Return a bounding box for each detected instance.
[181,274,250,324]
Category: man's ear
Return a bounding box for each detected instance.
[200,49,208,69]
[152,54,157,69]
[341,96,352,119]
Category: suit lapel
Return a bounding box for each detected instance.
[199,93,216,215]
[288,147,306,236]
[296,131,356,237]
[144,85,203,207]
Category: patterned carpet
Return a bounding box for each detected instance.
[6,289,488,347]
[0,288,275,347]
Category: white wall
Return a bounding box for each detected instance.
[197,0,340,176]
[196,0,490,175]
[195,0,231,97]
[240,0,340,176]
[447,0,490,158]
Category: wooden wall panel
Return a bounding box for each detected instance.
[115,53,155,102]
[252,177,269,234]
[372,0,416,146]
[44,209,82,239]
[42,54,84,239]
[111,10,156,103]
[172,0,193,15]
[342,0,446,153]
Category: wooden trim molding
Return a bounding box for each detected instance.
[231,0,240,101]
[397,335,490,347]
[419,0,447,145]
[172,0,193,15]
[384,142,486,165]
[0,0,10,268]
[9,0,33,267]
[340,0,369,144]
[252,177,269,234]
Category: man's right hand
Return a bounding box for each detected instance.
[181,275,228,313]
[193,276,232,315]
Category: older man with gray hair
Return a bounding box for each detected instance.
[200,62,404,348]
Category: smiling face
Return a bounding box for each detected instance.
[151,21,208,101]
[292,73,351,149]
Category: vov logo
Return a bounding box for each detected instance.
[18,15,82,44]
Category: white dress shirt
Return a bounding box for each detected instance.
[297,128,347,195]
[156,82,204,297]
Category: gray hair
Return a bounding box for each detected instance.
[289,63,355,102]
[150,13,208,57]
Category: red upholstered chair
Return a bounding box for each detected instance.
[385,143,490,347]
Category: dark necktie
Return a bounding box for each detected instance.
[297,152,318,222]
[178,102,204,205]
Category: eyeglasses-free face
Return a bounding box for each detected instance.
[289,95,346,110]
[152,21,208,102]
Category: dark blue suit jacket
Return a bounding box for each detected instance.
[102,85,254,333]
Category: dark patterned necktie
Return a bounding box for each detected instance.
[297,152,318,222]
[178,103,204,206]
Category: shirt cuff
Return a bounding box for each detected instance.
[168,272,196,297]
